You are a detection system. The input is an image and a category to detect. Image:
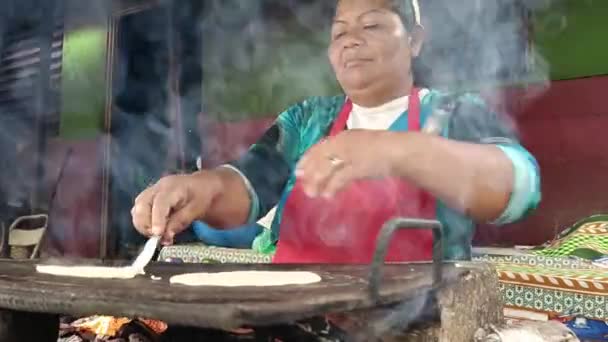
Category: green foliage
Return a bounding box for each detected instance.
[60,29,107,138]
[203,25,341,121]
[533,0,608,80]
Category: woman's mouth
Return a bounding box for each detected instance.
[344,58,372,68]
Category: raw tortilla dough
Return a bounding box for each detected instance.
[170,271,322,287]
[36,265,139,279]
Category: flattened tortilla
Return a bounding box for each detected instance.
[36,265,139,279]
[170,271,322,287]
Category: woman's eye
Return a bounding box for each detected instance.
[363,24,380,30]
[333,32,345,39]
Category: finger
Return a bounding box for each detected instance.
[165,201,205,240]
[294,149,315,177]
[302,158,345,197]
[321,165,355,198]
[131,187,157,236]
[131,202,153,236]
[161,232,174,246]
[295,139,329,176]
[150,188,186,237]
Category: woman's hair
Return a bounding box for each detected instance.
[336,0,421,31]
[384,0,421,31]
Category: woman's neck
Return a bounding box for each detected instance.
[347,76,413,107]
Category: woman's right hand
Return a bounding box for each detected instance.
[131,171,223,245]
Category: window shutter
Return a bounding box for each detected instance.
[0,2,64,136]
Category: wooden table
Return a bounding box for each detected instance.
[0,259,468,340]
[0,260,463,325]
[0,260,503,341]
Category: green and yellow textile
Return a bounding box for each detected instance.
[533,215,608,260]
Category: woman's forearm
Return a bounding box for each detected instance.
[196,167,253,228]
[383,131,513,222]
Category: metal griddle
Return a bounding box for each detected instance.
[0,218,460,330]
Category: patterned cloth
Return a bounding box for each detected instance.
[533,215,608,260]
[159,243,272,264]
[228,90,541,261]
[475,254,596,269]
[479,216,608,321]
[476,251,608,321]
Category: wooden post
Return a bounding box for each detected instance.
[340,263,503,341]
[406,263,504,341]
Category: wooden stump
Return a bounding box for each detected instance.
[341,263,503,341]
[405,263,503,342]
[0,309,59,342]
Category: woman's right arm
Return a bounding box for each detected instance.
[131,101,306,245]
[130,168,248,245]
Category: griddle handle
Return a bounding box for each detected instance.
[369,218,444,302]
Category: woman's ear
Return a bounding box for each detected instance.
[409,24,426,58]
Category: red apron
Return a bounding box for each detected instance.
[273,88,436,264]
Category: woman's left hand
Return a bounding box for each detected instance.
[295,129,394,198]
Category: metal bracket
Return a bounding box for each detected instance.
[368,218,444,302]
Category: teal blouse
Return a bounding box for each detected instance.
[227,89,541,260]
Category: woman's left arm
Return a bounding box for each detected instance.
[383,131,539,223]
[297,94,541,224]
[385,94,540,223]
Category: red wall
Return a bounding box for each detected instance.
[43,76,608,257]
[42,138,103,258]
[198,116,274,168]
[476,76,608,246]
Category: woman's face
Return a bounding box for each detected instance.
[328,0,422,99]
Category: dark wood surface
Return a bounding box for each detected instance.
[0,260,467,329]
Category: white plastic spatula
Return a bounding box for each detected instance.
[130,236,160,274]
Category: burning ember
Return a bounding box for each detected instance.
[59,316,167,342]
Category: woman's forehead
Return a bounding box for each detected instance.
[335,0,393,19]
[335,0,419,30]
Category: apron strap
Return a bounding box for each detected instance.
[328,100,353,136]
[408,87,421,131]
[329,87,421,136]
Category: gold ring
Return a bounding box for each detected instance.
[328,155,345,167]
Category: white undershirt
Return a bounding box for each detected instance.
[347,88,430,130]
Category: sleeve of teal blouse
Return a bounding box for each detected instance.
[492,144,541,224]
[224,100,308,223]
[445,93,541,224]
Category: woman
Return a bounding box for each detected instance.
[134,0,540,338]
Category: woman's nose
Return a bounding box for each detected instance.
[341,31,364,49]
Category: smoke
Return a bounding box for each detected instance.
[200,0,339,121]
[0,0,575,337]
[0,0,561,258]
[416,0,555,92]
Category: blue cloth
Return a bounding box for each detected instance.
[566,317,608,341]
[191,221,264,248]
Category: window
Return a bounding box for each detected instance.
[0,0,64,136]
[0,0,64,212]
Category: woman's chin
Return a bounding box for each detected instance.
[338,70,373,86]
[340,79,375,96]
